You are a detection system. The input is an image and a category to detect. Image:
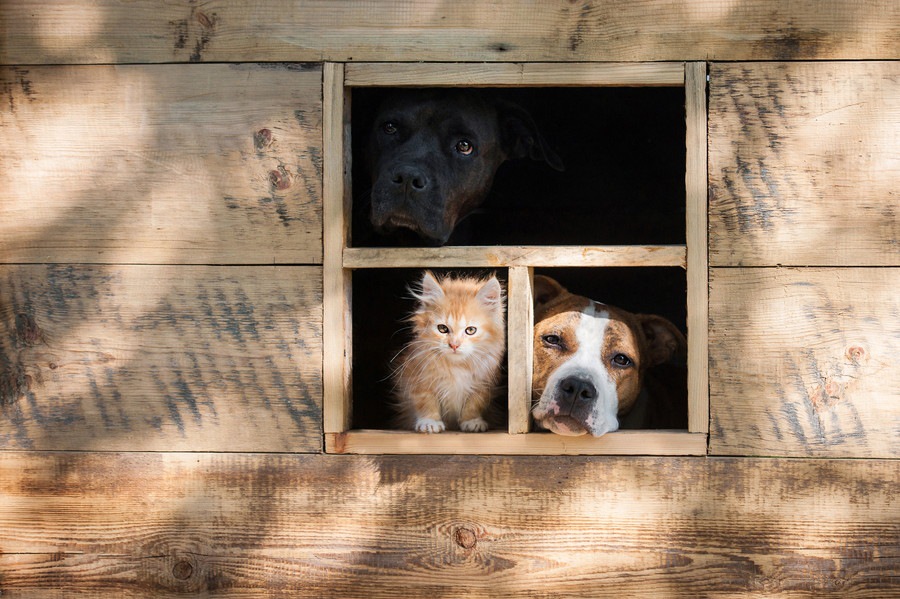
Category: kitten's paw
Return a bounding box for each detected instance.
[414,418,446,434]
[460,417,489,432]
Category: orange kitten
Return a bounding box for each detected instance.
[392,271,506,433]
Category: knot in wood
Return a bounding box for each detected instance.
[454,527,477,550]
[254,128,273,150]
[846,345,867,363]
[268,167,292,190]
[172,559,194,580]
[15,313,43,346]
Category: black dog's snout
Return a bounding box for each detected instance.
[390,167,429,193]
[558,376,597,411]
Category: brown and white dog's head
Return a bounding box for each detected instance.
[531,275,686,437]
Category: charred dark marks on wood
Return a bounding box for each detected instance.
[168,3,219,62]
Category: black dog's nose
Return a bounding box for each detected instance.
[391,168,429,192]
[558,376,597,410]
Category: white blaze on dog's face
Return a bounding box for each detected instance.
[531,276,683,437]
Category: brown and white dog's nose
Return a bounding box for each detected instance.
[557,376,597,411]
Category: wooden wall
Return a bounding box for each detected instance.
[2,1,899,596]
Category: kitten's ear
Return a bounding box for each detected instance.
[476,276,503,309]
[533,275,567,312]
[417,270,445,304]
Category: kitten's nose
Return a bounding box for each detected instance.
[449,340,460,351]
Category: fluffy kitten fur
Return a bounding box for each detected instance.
[392,271,506,433]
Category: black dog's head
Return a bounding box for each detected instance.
[366,89,563,245]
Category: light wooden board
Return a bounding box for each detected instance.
[1,452,898,597]
[327,431,706,456]
[0,265,322,451]
[2,1,898,64]
[344,246,686,269]
[322,63,353,433]
[0,64,322,265]
[709,267,899,458]
[708,62,900,267]
[506,267,533,434]
[684,62,709,434]
[345,62,684,87]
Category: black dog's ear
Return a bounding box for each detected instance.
[496,100,565,172]
[533,275,568,312]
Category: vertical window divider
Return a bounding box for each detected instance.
[323,62,352,434]
[685,61,710,436]
[507,266,534,434]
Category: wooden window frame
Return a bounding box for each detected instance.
[323,62,708,455]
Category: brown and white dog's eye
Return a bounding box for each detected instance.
[541,334,563,348]
[455,139,474,155]
[382,121,399,135]
[612,353,633,368]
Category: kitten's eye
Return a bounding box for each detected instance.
[542,334,562,348]
[437,324,449,334]
[464,326,477,335]
[455,139,474,155]
[382,121,398,135]
[612,353,633,368]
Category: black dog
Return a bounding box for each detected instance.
[364,89,563,246]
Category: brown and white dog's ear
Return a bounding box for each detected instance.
[533,275,567,313]
[637,314,687,367]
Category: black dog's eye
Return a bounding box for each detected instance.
[455,139,474,155]
[612,353,633,368]
[382,121,398,135]
[542,334,562,348]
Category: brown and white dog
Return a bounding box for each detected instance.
[531,275,687,437]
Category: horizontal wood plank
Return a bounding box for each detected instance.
[345,62,684,87]
[708,62,900,266]
[344,246,686,269]
[326,430,706,455]
[2,1,898,64]
[0,265,323,451]
[0,64,322,265]
[709,267,900,458]
[0,452,898,597]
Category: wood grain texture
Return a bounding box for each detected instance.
[684,62,709,434]
[506,267,533,434]
[2,1,898,64]
[708,62,900,267]
[345,62,684,87]
[0,265,322,451]
[322,63,353,433]
[1,452,898,597]
[0,64,322,265]
[327,431,706,456]
[709,267,899,458]
[344,246,686,269]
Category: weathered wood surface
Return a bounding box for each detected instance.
[2,1,898,64]
[708,62,900,267]
[344,62,685,87]
[709,268,899,458]
[0,64,322,265]
[327,430,707,456]
[684,62,709,434]
[0,265,322,452]
[1,452,898,597]
[343,246,687,269]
